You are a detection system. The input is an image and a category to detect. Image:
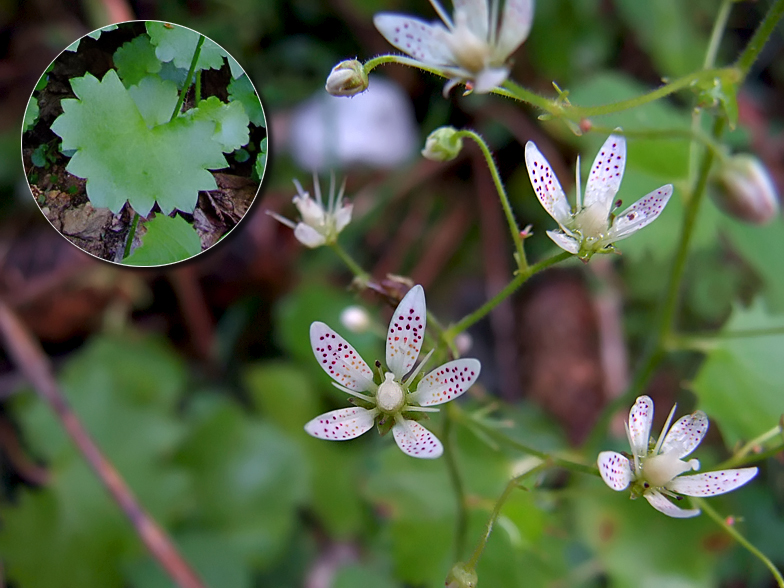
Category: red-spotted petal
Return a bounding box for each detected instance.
[525,142,572,226]
[584,132,625,210]
[667,468,758,497]
[609,185,673,241]
[392,418,443,459]
[598,451,632,491]
[310,322,374,391]
[386,285,426,380]
[409,358,480,406]
[644,489,700,518]
[373,14,454,66]
[660,410,709,459]
[304,407,375,441]
[628,395,654,456]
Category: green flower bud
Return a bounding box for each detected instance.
[445,562,478,588]
[422,126,463,162]
[714,154,779,225]
[325,59,369,97]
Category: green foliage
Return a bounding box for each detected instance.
[693,301,784,446]
[123,214,203,266]
[23,96,38,132]
[147,22,225,72]
[255,137,268,181]
[51,69,227,215]
[189,96,251,152]
[114,36,163,87]
[228,74,266,127]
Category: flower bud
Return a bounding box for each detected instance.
[422,127,463,162]
[340,305,371,334]
[445,563,477,588]
[714,154,780,225]
[325,59,369,97]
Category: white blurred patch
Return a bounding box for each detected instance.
[287,76,418,170]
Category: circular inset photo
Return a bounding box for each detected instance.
[21,21,267,266]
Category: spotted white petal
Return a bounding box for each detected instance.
[660,410,709,459]
[409,358,481,406]
[473,66,510,93]
[304,407,375,440]
[546,230,580,254]
[644,489,701,518]
[525,142,572,226]
[294,223,327,248]
[454,0,489,41]
[628,395,654,456]
[667,468,758,497]
[392,418,443,458]
[386,285,426,380]
[598,451,632,491]
[608,185,673,241]
[311,322,375,391]
[583,133,626,210]
[373,14,454,65]
[495,0,534,61]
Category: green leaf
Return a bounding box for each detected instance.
[113,35,162,87]
[175,396,309,567]
[692,301,784,446]
[189,96,250,152]
[228,74,265,127]
[333,564,401,588]
[23,96,39,131]
[51,69,226,216]
[255,137,267,181]
[65,24,118,53]
[123,214,202,266]
[0,334,190,588]
[225,51,245,79]
[723,216,784,312]
[147,22,225,72]
[128,75,179,128]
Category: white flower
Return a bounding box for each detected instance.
[374,0,534,95]
[598,395,758,518]
[305,285,481,459]
[525,132,673,261]
[267,172,352,248]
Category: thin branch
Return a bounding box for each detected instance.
[0,299,206,588]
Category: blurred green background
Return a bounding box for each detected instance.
[1,0,784,587]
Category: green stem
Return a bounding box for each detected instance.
[694,497,784,588]
[735,0,784,78]
[445,251,571,340]
[465,463,548,571]
[588,125,728,163]
[456,406,599,477]
[123,212,140,259]
[443,403,468,561]
[456,129,527,271]
[586,117,726,450]
[717,441,784,470]
[718,424,784,469]
[668,326,784,351]
[329,241,370,284]
[170,35,205,121]
[705,0,734,69]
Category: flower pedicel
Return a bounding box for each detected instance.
[305,285,481,459]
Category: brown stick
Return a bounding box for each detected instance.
[0,299,206,588]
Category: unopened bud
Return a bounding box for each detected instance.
[325,60,369,97]
[340,305,371,334]
[714,155,779,225]
[445,562,477,588]
[422,127,463,162]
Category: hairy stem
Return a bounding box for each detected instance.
[695,497,784,588]
[445,251,571,340]
[735,0,784,78]
[456,129,527,270]
[444,403,468,561]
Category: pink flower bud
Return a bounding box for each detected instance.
[325,59,369,97]
[714,155,780,225]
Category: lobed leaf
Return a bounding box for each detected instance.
[123,214,202,266]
